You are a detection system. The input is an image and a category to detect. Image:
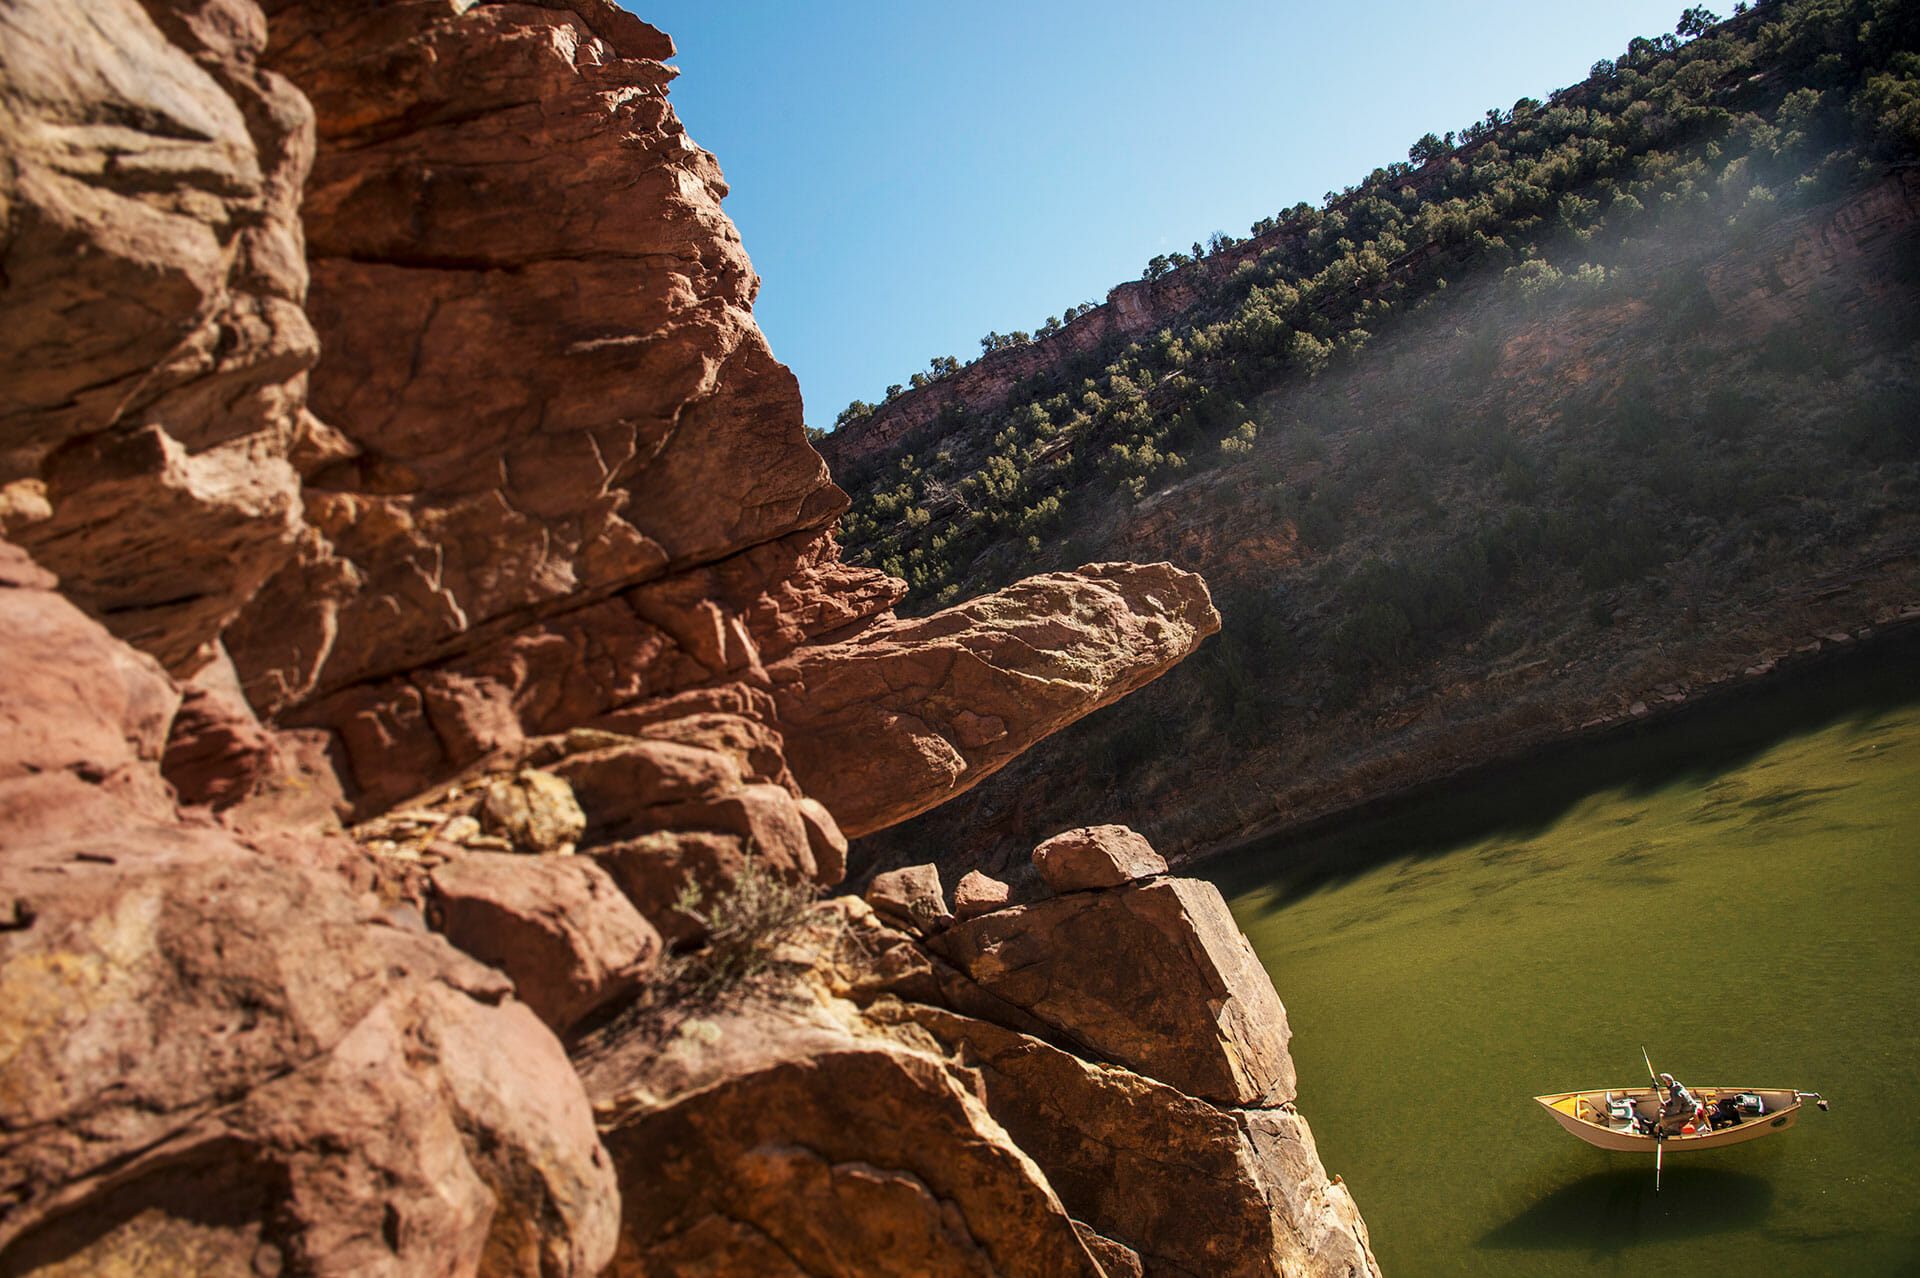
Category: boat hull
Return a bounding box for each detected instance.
[1534,1087,1803,1152]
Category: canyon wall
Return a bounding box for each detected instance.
[0,2,1374,1273]
[848,165,1920,879]
[814,265,1219,474]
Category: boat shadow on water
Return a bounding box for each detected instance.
[1477,1166,1774,1256]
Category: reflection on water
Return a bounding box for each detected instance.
[1206,634,1920,1277]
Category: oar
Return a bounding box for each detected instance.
[1642,1046,1663,1192]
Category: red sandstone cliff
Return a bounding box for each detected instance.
[0,3,1374,1273]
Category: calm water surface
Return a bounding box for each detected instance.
[1206,647,1920,1276]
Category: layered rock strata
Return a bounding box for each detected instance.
[0,1,1372,1273]
[579,838,1376,1277]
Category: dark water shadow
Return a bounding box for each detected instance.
[1206,624,1920,911]
[1479,1165,1774,1255]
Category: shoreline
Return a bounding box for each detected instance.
[1188,606,1920,875]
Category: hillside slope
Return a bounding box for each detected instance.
[832,0,1920,878]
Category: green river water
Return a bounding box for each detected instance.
[1206,640,1920,1276]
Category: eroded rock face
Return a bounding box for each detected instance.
[575,878,1375,1278]
[1,3,1374,1273]
[590,1019,1107,1277]
[894,1006,1375,1278]
[0,539,616,1277]
[0,542,179,823]
[224,0,850,727]
[0,0,316,673]
[161,647,284,810]
[931,877,1296,1107]
[576,926,1114,1278]
[772,562,1221,837]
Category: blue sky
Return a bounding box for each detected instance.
[636,2,1703,430]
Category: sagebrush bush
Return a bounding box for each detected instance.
[661,856,820,1002]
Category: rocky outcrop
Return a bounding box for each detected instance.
[225,0,848,725]
[1033,824,1169,892]
[0,0,316,673]
[576,832,1374,1277]
[895,1006,1373,1278]
[585,1001,1108,1276]
[865,862,956,933]
[772,562,1221,836]
[0,0,1221,840]
[0,538,617,1276]
[931,877,1296,1108]
[1704,166,1920,334]
[0,2,1372,1273]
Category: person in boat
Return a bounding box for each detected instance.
[1656,1072,1701,1135]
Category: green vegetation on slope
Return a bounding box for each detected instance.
[838,0,1919,601]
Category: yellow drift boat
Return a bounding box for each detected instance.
[1534,1086,1824,1153]
[1539,1050,1828,1188]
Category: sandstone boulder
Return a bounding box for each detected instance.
[578,995,1107,1277]
[0,536,617,1276]
[795,795,850,885]
[930,878,1295,1107]
[0,828,619,1277]
[894,1006,1378,1278]
[551,725,844,887]
[1033,825,1168,893]
[429,851,661,1035]
[954,869,1014,919]
[770,562,1221,837]
[865,863,955,935]
[555,737,746,833]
